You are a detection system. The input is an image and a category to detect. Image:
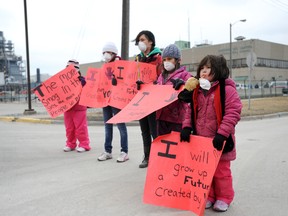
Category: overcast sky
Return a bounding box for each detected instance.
[1,0,288,76]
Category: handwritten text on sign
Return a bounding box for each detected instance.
[109,60,157,109]
[143,132,223,216]
[79,60,157,109]
[78,67,110,108]
[33,65,82,118]
[107,84,179,123]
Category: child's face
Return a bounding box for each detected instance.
[139,35,152,50]
[200,64,213,81]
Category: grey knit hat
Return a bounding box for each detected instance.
[162,44,181,59]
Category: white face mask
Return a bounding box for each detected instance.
[199,78,211,90]
[164,61,175,72]
[138,41,147,52]
[103,52,112,63]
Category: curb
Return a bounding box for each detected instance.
[1,112,288,125]
[0,115,140,126]
[240,112,288,121]
[0,116,16,122]
[0,116,53,124]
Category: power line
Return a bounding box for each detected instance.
[264,0,288,13]
[72,0,94,59]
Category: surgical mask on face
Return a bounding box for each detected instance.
[199,78,211,90]
[103,52,112,63]
[138,41,147,52]
[164,62,175,72]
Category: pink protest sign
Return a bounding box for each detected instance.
[143,132,223,216]
[79,67,111,108]
[33,65,82,118]
[107,60,157,109]
[79,60,157,109]
[107,84,179,123]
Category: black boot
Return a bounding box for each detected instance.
[139,157,149,168]
[139,146,150,168]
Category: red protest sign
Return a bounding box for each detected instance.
[79,60,157,109]
[33,65,82,118]
[79,67,111,108]
[143,131,223,216]
[107,84,179,124]
[108,60,157,109]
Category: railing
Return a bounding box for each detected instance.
[237,88,286,99]
[1,80,287,103]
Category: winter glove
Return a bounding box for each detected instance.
[180,127,192,142]
[178,89,193,103]
[213,133,227,151]
[136,80,144,90]
[184,77,199,91]
[112,75,117,86]
[78,76,86,87]
[171,78,185,90]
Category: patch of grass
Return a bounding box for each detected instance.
[241,96,288,117]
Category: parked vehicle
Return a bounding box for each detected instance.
[236,83,248,90]
[269,81,288,88]
[236,83,253,90]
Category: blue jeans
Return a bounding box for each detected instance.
[103,106,128,153]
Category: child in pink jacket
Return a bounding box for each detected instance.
[179,55,242,212]
[156,44,191,135]
[63,59,90,153]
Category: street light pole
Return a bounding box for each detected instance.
[23,0,36,115]
[229,19,246,79]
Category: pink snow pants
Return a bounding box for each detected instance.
[208,160,234,204]
[64,104,90,150]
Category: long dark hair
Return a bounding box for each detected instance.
[196,55,230,81]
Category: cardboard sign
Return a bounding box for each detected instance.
[108,60,157,109]
[33,65,82,118]
[107,84,179,123]
[79,60,157,109]
[143,132,223,216]
[79,67,110,108]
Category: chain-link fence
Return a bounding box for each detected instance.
[1,80,288,103]
[235,79,288,99]
[0,83,37,103]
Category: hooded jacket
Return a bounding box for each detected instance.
[156,66,191,124]
[182,78,242,161]
[136,47,162,76]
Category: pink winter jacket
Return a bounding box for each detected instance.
[182,79,242,161]
[156,66,191,124]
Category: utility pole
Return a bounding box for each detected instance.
[229,19,246,78]
[121,0,130,60]
[23,0,36,114]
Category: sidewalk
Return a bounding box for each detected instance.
[0,101,139,126]
[1,101,288,125]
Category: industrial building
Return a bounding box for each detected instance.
[0,31,25,86]
[1,26,288,100]
[80,38,288,88]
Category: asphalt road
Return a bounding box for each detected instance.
[0,115,287,216]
